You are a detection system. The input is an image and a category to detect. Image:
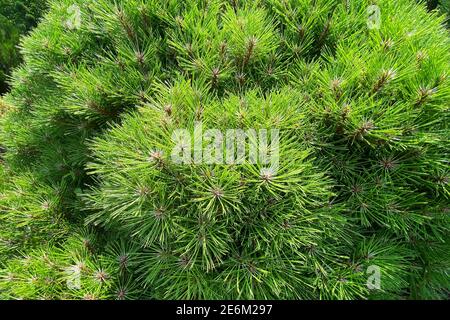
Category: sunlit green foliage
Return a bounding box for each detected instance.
[0,0,448,300]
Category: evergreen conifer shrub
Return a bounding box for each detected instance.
[0,0,449,300]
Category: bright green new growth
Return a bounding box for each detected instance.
[0,0,449,300]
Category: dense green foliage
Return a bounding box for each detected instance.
[428,0,449,12]
[438,0,450,25]
[0,0,48,93]
[425,0,450,26]
[0,0,449,300]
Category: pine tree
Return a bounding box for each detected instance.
[0,0,449,300]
